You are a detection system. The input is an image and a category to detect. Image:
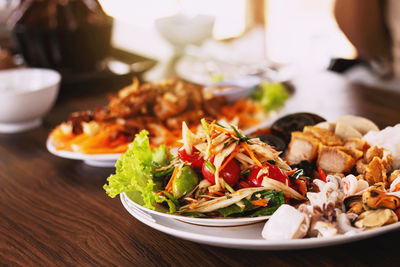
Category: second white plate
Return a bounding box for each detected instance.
[46,138,121,167]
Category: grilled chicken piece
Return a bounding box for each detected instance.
[364,146,384,163]
[337,146,363,161]
[364,146,393,172]
[365,157,388,187]
[317,145,355,173]
[343,138,369,151]
[303,126,343,146]
[286,132,320,164]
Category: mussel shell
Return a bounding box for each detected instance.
[256,134,286,152]
[271,112,326,143]
[343,195,362,211]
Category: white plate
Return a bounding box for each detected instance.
[46,138,121,167]
[121,193,400,250]
[121,192,271,227]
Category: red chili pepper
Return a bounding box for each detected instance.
[318,167,327,182]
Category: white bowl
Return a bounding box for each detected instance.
[155,14,214,53]
[0,68,60,133]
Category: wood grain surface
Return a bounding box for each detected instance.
[1,71,400,267]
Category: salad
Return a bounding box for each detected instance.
[104,119,306,218]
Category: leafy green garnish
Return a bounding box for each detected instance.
[252,81,289,111]
[217,199,254,217]
[154,167,174,178]
[103,130,176,212]
[249,190,284,217]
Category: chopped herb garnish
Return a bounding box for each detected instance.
[223,180,234,193]
[241,169,251,177]
[205,160,216,174]
[290,169,305,180]
[201,118,210,136]
[230,124,253,144]
[154,167,174,178]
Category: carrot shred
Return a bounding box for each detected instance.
[294,179,307,195]
[210,124,239,140]
[251,199,269,207]
[318,167,327,182]
[165,165,179,193]
[241,142,262,167]
[220,145,240,171]
[213,191,225,196]
[285,168,297,176]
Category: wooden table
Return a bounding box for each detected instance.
[1,71,400,266]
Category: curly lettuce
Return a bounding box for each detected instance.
[103,130,176,212]
[252,81,289,111]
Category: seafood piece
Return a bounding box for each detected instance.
[307,175,344,208]
[271,112,326,143]
[343,195,364,214]
[312,221,338,237]
[389,176,400,192]
[286,132,320,165]
[317,145,355,173]
[336,212,361,235]
[303,126,343,146]
[336,115,379,135]
[362,184,400,210]
[334,121,363,139]
[354,209,398,228]
[262,204,310,240]
[389,170,400,185]
[342,174,369,197]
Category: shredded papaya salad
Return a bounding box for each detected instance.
[104,119,306,218]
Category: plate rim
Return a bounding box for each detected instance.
[121,192,271,226]
[121,193,400,250]
[46,137,122,161]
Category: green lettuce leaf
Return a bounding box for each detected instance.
[103,130,175,212]
[252,81,289,111]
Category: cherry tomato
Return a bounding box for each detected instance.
[178,147,204,170]
[248,162,291,187]
[201,158,240,187]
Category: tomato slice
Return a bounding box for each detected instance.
[178,147,204,170]
[201,158,240,187]
[248,162,290,187]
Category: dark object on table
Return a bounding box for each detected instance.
[328,58,365,73]
[271,112,326,144]
[11,0,112,72]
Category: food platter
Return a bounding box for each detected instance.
[121,192,400,250]
[121,192,271,227]
[46,138,120,167]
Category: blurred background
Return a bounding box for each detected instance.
[1,0,397,90]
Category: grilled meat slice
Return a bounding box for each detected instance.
[286,132,320,165]
[303,126,343,146]
[317,145,355,173]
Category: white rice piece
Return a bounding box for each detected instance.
[363,124,400,169]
